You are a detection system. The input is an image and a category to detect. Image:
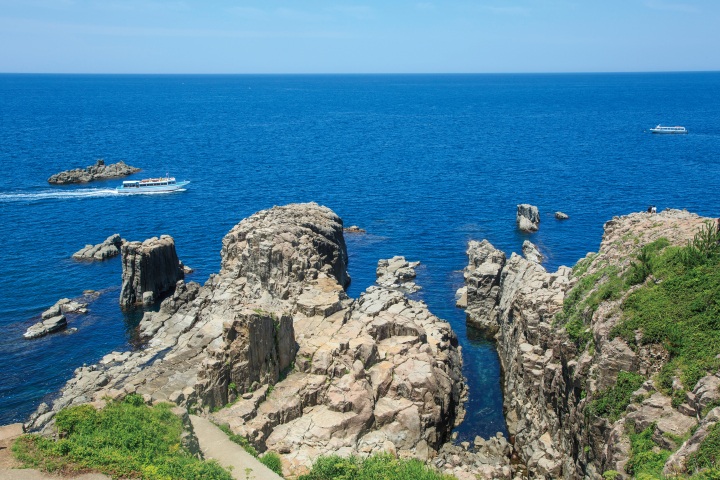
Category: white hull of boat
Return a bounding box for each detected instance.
[116,180,190,193]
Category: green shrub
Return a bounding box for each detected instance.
[587,371,645,422]
[625,424,671,478]
[13,396,231,480]
[689,423,720,472]
[298,453,455,480]
[260,452,284,476]
[216,423,258,457]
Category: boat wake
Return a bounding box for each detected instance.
[0,187,184,203]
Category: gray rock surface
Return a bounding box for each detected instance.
[555,211,569,220]
[522,240,543,264]
[517,204,540,232]
[23,315,67,339]
[119,235,184,307]
[28,203,465,478]
[376,256,420,293]
[73,234,124,261]
[461,209,712,479]
[48,159,140,184]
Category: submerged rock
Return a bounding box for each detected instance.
[48,159,140,184]
[73,234,124,261]
[119,235,184,307]
[517,204,540,232]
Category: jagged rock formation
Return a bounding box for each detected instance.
[48,159,140,184]
[462,209,712,479]
[23,297,91,339]
[73,234,124,261]
[517,204,540,232]
[522,240,543,264]
[28,203,465,478]
[376,256,420,293]
[120,235,184,307]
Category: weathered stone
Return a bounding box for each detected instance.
[521,240,543,264]
[555,211,569,220]
[48,159,140,184]
[376,256,420,293]
[73,234,124,261]
[24,315,67,339]
[517,204,540,232]
[120,235,184,307]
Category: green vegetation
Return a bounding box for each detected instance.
[689,423,720,472]
[297,453,455,480]
[556,264,625,348]
[612,223,720,393]
[587,371,646,422]
[625,424,672,479]
[12,394,231,480]
[260,452,284,476]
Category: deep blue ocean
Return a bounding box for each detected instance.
[1,73,719,443]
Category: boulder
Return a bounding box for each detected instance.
[120,235,184,307]
[24,315,67,339]
[517,204,540,232]
[73,234,124,261]
[48,159,140,184]
[555,211,569,220]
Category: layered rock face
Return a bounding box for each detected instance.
[48,159,140,184]
[120,235,184,307]
[463,209,712,479]
[73,234,124,261]
[29,203,465,477]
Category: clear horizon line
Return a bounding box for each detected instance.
[1,69,719,76]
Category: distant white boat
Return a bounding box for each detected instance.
[116,176,189,193]
[650,125,687,134]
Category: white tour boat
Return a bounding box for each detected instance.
[116,176,190,193]
[650,125,688,134]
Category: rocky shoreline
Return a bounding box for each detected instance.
[48,159,140,184]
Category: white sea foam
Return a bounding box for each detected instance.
[0,188,185,202]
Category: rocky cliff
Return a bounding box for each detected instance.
[48,159,140,184]
[120,235,184,307]
[28,203,465,477]
[463,209,719,479]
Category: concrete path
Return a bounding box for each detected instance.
[189,415,283,480]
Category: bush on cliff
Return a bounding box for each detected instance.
[298,453,455,480]
[613,224,720,392]
[12,394,231,480]
[587,371,645,422]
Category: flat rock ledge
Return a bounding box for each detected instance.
[27,203,466,478]
[48,159,140,184]
[23,296,92,340]
[73,234,124,261]
[517,204,540,232]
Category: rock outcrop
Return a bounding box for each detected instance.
[522,240,543,264]
[461,209,711,479]
[376,256,420,293]
[73,234,124,261]
[23,297,91,339]
[517,204,540,232]
[48,159,140,184]
[28,203,465,478]
[120,235,184,307]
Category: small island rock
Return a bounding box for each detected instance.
[48,159,140,184]
[517,204,540,232]
[73,234,124,261]
[24,315,67,339]
[555,211,569,220]
[344,225,366,233]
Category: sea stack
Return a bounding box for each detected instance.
[120,235,184,307]
[517,204,540,232]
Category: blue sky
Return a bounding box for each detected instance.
[0,0,718,73]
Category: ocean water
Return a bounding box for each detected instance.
[1,73,719,443]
